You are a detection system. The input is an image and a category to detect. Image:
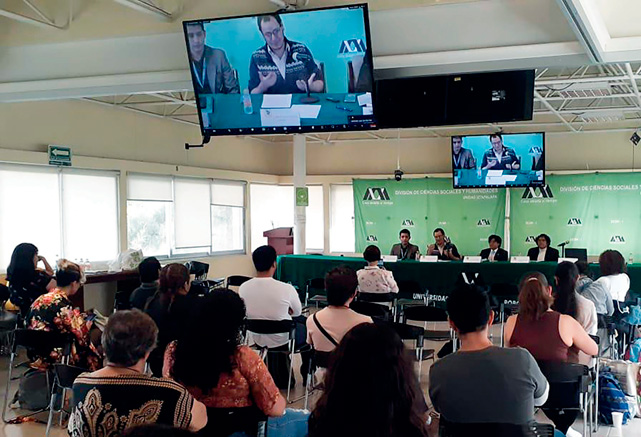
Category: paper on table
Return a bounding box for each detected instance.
[357,92,372,107]
[262,94,292,109]
[260,108,301,127]
[292,105,321,119]
[362,104,373,116]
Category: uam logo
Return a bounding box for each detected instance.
[610,236,625,244]
[567,218,582,226]
[401,219,415,227]
[363,187,390,201]
[477,219,491,227]
[366,235,378,242]
[525,236,536,243]
[522,185,554,199]
[339,39,367,55]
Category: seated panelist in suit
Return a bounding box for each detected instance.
[527,233,559,262]
[389,229,419,260]
[479,235,508,262]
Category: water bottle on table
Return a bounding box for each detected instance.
[242,89,253,115]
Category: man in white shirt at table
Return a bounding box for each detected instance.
[239,245,310,388]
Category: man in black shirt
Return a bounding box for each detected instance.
[130,257,161,310]
[480,133,520,170]
[249,14,324,95]
[186,22,240,95]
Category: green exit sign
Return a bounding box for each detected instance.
[48,145,72,167]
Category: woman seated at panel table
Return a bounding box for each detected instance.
[504,272,598,436]
[27,259,102,371]
[163,289,286,436]
[6,243,56,317]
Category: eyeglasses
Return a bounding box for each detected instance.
[263,26,282,40]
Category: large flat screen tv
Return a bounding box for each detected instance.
[183,4,377,137]
[452,132,545,189]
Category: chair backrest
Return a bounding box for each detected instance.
[245,319,295,336]
[204,405,266,437]
[13,329,72,357]
[403,305,448,322]
[226,275,251,288]
[349,301,391,321]
[0,283,9,302]
[53,363,87,389]
[312,349,332,370]
[387,321,424,344]
[536,360,589,409]
[440,418,542,437]
[306,278,326,299]
[358,292,395,303]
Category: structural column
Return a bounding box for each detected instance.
[293,134,307,254]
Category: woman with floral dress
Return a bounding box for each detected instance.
[28,259,101,371]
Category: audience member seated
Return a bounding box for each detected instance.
[596,249,630,304]
[306,266,372,353]
[504,272,598,436]
[121,424,195,437]
[239,245,309,388]
[357,246,399,304]
[27,259,101,371]
[6,242,55,317]
[308,323,429,437]
[144,263,197,376]
[69,310,207,435]
[164,289,285,436]
[575,260,613,316]
[430,284,549,425]
[130,257,161,310]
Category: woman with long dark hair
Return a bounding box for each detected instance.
[553,262,597,335]
[309,323,428,437]
[144,263,196,375]
[164,289,285,436]
[6,242,55,316]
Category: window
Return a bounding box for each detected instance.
[0,164,119,270]
[127,174,245,258]
[249,184,323,252]
[330,184,355,253]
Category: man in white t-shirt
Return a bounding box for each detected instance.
[239,245,309,387]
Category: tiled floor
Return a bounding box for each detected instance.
[1,322,640,436]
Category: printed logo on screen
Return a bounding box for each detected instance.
[567,218,583,226]
[339,39,367,56]
[363,187,392,205]
[366,235,378,242]
[610,236,626,244]
[477,219,491,227]
[525,236,537,243]
[522,185,554,199]
[401,219,415,227]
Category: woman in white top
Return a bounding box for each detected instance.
[306,266,372,353]
[356,245,399,297]
[596,250,630,303]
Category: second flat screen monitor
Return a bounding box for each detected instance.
[452,132,545,189]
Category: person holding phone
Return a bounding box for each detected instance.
[357,245,399,301]
[427,228,462,261]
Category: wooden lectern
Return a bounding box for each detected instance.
[263,227,294,255]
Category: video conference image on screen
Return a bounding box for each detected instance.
[183,4,376,136]
[451,132,545,189]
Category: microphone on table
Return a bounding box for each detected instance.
[557,240,570,247]
[293,52,320,104]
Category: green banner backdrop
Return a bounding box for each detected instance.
[353,178,506,257]
[510,173,641,260]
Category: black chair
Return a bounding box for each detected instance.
[440,418,555,437]
[402,305,454,342]
[387,321,434,382]
[113,289,132,311]
[305,278,327,307]
[349,300,391,322]
[0,286,19,356]
[303,348,331,410]
[357,292,397,319]
[226,275,251,289]
[244,319,307,403]
[536,360,592,437]
[2,329,72,423]
[45,364,86,437]
[396,280,427,320]
[499,302,519,347]
[201,406,267,437]
[588,334,601,433]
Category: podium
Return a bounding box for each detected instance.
[263,227,294,255]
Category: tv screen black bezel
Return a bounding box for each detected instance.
[182,3,377,137]
[451,132,546,189]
